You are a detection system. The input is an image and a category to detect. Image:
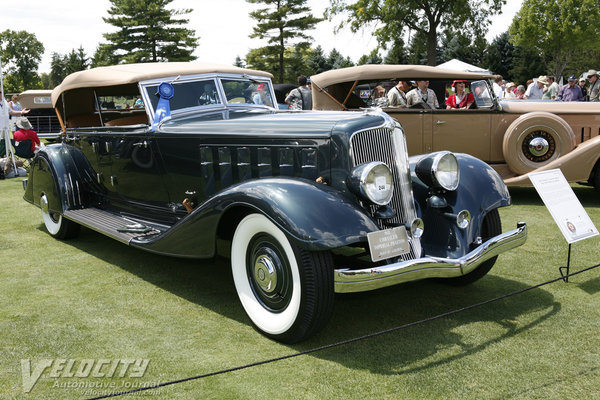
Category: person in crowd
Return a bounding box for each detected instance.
[557,75,584,101]
[0,90,10,144]
[13,117,41,153]
[586,69,600,101]
[492,75,504,98]
[504,82,516,98]
[387,80,411,107]
[406,80,439,109]
[371,85,388,107]
[285,75,312,110]
[515,85,526,99]
[524,76,547,99]
[579,77,588,101]
[7,94,30,132]
[445,80,475,109]
[542,76,559,100]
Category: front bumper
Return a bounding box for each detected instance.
[334,222,527,293]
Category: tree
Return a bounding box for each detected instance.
[509,0,600,79]
[327,0,505,66]
[439,30,487,66]
[483,32,515,79]
[357,49,383,65]
[0,30,44,92]
[49,47,90,87]
[383,38,408,65]
[305,45,329,75]
[101,0,198,64]
[234,56,245,68]
[247,0,322,83]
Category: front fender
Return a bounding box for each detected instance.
[410,153,511,258]
[132,178,380,257]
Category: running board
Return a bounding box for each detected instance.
[63,208,163,244]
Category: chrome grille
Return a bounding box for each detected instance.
[350,125,422,260]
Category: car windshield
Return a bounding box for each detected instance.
[221,79,275,108]
[471,80,494,108]
[144,79,222,113]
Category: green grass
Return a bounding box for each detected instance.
[1,177,599,400]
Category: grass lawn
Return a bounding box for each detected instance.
[1,177,599,400]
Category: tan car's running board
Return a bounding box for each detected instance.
[63,208,163,244]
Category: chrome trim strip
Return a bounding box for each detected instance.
[334,222,527,293]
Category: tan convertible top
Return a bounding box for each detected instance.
[51,62,274,106]
[310,64,495,89]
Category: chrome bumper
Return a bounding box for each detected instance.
[334,222,527,293]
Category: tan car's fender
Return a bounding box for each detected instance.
[502,111,576,175]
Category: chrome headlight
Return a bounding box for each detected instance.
[415,151,460,191]
[347,161,394,205]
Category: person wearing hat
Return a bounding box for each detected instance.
[13,117,41,153]
[578,77,588,101]
[524,75,547,99]
[503,82,516,98]
[406,80,439,109]
[446,80,474,109]
[542,76,559,100]
[387,80,411,107]
[586,69,600,102]
[557,75,584,101]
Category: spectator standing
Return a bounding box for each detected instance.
[285,75,312,110]
[445,80,475,109]
[387,80,410,107]
[542,76,559,100]
[13,117,41,153]
[504,82,516,98]
[586,69,600,101]
[8,94,30,132]
[525,76,546,99]
[406,80,439,109]
[579,77,588,101]
[557,75,584,101]
[492,75,503,98]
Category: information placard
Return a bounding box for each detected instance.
[529,169,598,244]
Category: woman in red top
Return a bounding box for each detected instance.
[13,117,40,153]
[446,80,475,110]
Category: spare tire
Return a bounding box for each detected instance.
[502,111,576,175]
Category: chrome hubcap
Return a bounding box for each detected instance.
[254,253,278,293]
[528,137,549,157]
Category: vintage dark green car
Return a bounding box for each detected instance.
[23,63,527,343]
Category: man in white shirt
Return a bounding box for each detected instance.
[387,80,410,107]
[525,76,547,99]
[406,80,439,109]
[492,75,504,99]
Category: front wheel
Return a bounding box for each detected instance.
[443,208,502,286]
[231,213,334,343]
[41,194,80,239]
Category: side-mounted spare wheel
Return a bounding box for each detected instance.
[40,193,81,239]
[502,111,576,175]
[231,213,334,343]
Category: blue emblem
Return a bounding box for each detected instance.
[151,82,174,131]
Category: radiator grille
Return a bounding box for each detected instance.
[350,126,422,260]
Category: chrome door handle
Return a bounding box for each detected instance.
[436,120,446,125]
[133,141,149,149]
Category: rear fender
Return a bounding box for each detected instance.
[132,178,380,257]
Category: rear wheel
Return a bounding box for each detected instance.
[231,213,334,343]
[40,194,80,239]
[443,209,502,286]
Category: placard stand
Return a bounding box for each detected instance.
[559,243,572,283]
[529,169,599,284]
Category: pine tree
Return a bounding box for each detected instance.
[247,0,322,83]
[101,0,198,64]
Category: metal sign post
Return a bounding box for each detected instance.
[529,169,599,282]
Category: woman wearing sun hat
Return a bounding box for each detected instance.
[445,80,475,109]
[13,117,41,153]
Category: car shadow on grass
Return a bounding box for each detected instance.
[293,276,561,376]
[509,184,599,207]
[42,224,561,376]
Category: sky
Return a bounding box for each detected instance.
[2,0,523,74]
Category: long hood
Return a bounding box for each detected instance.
[159,109,391,138]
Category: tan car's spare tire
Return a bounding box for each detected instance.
[502,111,576,175]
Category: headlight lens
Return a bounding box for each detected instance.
[415,151,460,191]
[347,161,394,205]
